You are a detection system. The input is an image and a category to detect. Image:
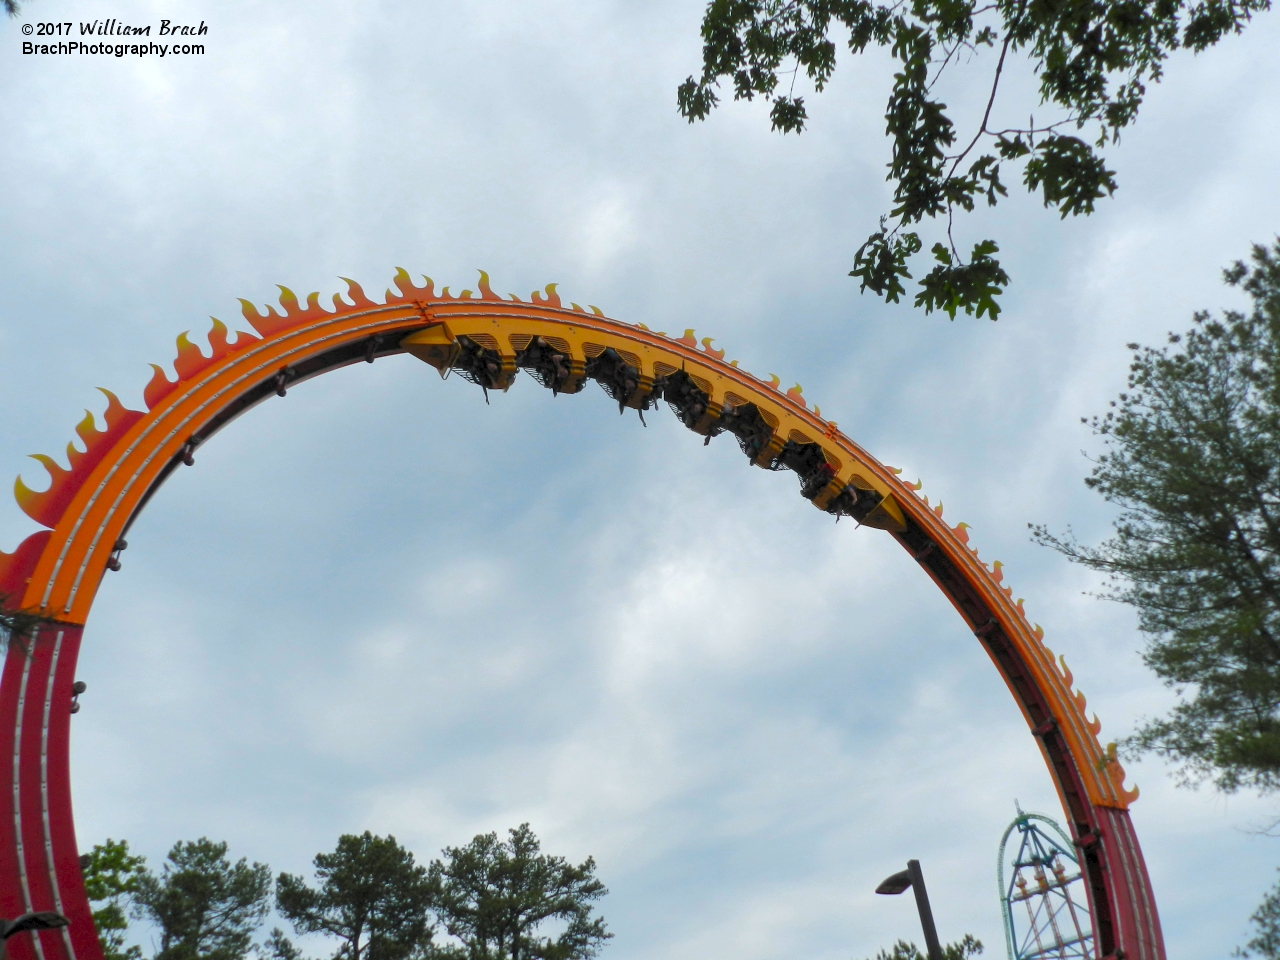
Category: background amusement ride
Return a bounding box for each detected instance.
[0,271,1160,960]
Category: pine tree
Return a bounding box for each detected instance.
[1034,239,1280,793]
[428,824,610,960]
[274,832,435,960]
[133,839,271,960]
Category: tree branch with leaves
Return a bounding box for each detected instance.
[678,0,1270,319]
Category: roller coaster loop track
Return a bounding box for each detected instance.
[0,270,1163,960]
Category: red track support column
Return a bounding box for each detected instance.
[0,624,97,960]
[1095,807,1165,960]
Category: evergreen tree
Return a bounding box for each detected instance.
[863,936,983,960]
[428,824,610,960]
[1034,240,1280,793]
[133,839,272,960]
[1239,873,1280,958]
[274,832,435,960]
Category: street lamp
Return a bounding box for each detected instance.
[0,912,69,960]
[877,859,943,960]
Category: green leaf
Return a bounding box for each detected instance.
[850,228,922,303]
[82,839,147,960]
[914,239,1009,319]
[1023,136,1117,218]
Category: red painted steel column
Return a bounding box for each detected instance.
[0,624,98,960]
[1096,807,1166,960]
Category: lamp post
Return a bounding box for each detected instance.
[0,912,69,960]
[877,859,943,960]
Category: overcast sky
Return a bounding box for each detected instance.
[2,1,1279,958]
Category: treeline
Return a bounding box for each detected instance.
[82,823,610,960]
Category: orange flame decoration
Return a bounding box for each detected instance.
[10,270,597,537]
[14,390,146,529]
[529,283,562,308]
[145,318,261,409]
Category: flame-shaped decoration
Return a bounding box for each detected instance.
[14,389,146,529]
[765,374,781,390]
[1105,747,1141,803]
[379,271,434,304]
[144,318,261,410]
[239,285,336,340]
[386,268,432,303]
[143,364,180,410]
[785,383,807,408]
[951,521,971,544]
[0,530,53,606]
[677,329,697,348]
[701,338,726,360]
[476,270,503,302]
[530,283,562,308]
[336,277,378,310]
[16,271,604,537]
[1097,741,1117,771]
[932,501,944,519]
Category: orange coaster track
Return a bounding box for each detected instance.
[0,271,1162,960]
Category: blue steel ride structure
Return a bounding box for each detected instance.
[999,807,1095,960]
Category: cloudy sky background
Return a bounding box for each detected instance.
[2,1,1279,957]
